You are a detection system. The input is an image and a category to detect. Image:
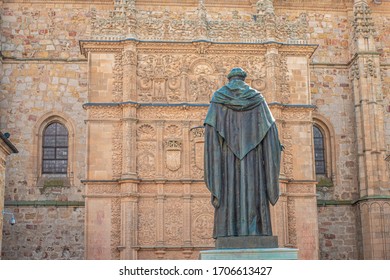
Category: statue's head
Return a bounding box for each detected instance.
[227,67,247,81]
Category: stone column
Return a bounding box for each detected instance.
[120,182,139,260]
[351,0,390,259]
[120,42,139,259]
[123,44,138,102]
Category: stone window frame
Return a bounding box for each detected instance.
[33,112,75,185]
[312,114,337,184]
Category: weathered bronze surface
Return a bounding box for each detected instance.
[204,68,282,245]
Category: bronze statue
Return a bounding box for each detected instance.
[204,67,282,246]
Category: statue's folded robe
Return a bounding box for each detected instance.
[204,79,282,237]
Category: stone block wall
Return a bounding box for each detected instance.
[1,206,84,259]
[0,0,99,259]
[317,205,359,259]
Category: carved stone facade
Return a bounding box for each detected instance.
[81,0,319,260]
[1,0,389,260]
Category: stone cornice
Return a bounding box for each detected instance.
[80,39,317,57]
[83,101,317,109]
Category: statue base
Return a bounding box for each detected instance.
[216,236,278,249]
[199,248,298,260]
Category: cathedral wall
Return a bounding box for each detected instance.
[0,1,94,259]
[310,67,358,200]
[317,205,359,259]
[1,206,84,259]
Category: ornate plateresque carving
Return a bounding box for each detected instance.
[90,0,308,44]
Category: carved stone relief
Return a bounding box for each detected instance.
[351,59,360,80]
[137,142,156,178]
[138,198,157,246]
[164,140,182,177]
[191,198,214,246]
[136,54,276,104]
[364,57,377,78]
[277,54,291,103]
[189,61,218,102]
[137,124,156,141]
[112,122,123,179]
[190,126,205,179]
[113,52,123,102]
[87,106,122,119]
[111,197,121,259]
[282,122,294,178]
[164,198,184,246]
[137,55,183,102]
[90,1,308,43]
[287,197,297,247]
[83,0,319,261]
[353,2,376,40]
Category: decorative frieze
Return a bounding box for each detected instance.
[90,1,308,44]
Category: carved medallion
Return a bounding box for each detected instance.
[193,214,213,239]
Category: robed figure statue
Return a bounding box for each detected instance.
[204,68,282,243]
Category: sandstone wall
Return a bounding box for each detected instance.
[317,205,359,259]
[1,206,84,259]
[0,0,100,259]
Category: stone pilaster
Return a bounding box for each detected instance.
[120,182,139,260]
[351,0,390,259]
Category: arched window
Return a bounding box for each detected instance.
[42,122,68,174]
[313,125,326,176]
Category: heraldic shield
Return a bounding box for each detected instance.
[165,140,182,171]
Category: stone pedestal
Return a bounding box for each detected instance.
[216,236,278,249]
[199,248,299,260]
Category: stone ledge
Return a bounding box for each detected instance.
[4,200,85,207]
